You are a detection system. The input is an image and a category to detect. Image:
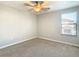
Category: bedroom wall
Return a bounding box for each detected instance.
[0,5,37,48]
[38,6,79,46]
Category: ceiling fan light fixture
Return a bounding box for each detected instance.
[24,1,49,12]
[33,3,42,12]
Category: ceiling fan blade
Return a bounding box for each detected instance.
[24,3,33,7]
[38,1,44,4]
[42,8,50,11]
[42,1,48,6]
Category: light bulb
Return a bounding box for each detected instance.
[33,3,42,12]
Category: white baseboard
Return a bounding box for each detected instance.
[39,36,79,47]
[0,36,37,49]
[1,35,79,49]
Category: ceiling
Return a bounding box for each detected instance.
[0,1,79,14]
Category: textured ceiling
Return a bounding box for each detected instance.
[0,1,79,14]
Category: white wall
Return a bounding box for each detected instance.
[0,5,37,48]
[0,3,79,49]
[38,6,79,46]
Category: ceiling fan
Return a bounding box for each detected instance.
[24,1,50,12]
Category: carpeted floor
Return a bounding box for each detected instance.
[0,38,79,57]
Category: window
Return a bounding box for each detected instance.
[61,12,77,35]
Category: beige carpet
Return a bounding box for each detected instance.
[0,38,79,57]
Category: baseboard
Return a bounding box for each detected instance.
[1,36,79,49]
[39,36,79,47]
[0,36,37,49]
